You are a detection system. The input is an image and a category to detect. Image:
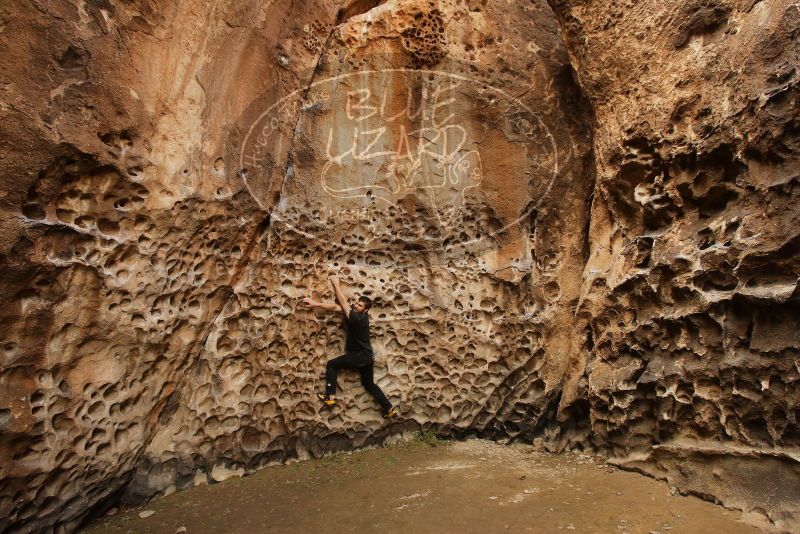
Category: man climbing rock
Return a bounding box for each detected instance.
[303,274,397,418]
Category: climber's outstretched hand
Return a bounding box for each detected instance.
[302,296,339,312]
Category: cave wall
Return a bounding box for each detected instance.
[547,0,800,530]
[1,0,798,532]
[119,0,597,506]
[0,0,337,531]
[0,1,593,531]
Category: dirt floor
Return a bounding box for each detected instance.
[82,437,763,534]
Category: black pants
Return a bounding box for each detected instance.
[325,351,392,412]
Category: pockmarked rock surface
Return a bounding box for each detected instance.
[0,1,591,531]
[0,0,797,532]
[547,0,800,530]
[131,0,594,507]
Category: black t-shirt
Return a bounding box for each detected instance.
[345,310,373,353]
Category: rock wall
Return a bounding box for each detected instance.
[547,0,800,530]
[0,0,797,532]
[0,1,337,531]
[0,1,592,531]
[128,0,596,505]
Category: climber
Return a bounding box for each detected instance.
[302,274,397,419]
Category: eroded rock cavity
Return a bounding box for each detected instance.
[0,0,796,532]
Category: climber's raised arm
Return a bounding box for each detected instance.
[329,275,351,319]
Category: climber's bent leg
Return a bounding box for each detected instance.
[358,360,392,414]
[324,352,365,398]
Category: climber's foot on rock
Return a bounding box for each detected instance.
[317,393,336,407]
[383,406,397,419]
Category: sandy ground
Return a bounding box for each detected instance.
[82,438,763,534]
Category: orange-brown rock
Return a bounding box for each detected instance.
[0,1,591,531]
[548,0,800,530]
[0,0,797,532]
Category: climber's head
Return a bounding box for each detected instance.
[351,295,372,314]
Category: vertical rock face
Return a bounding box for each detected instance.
[0,1,339,531]
[133,0,595,505]
[0,1,592,531]
[0,0,797,532]
[547,0,800,529]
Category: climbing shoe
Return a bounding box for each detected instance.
[383,406,398,419]
[316,393,336,407]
